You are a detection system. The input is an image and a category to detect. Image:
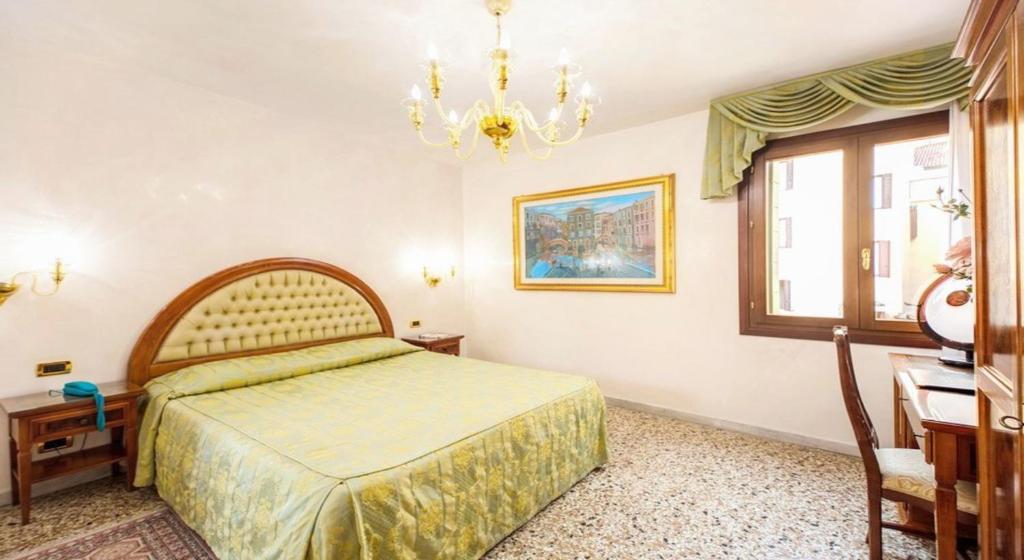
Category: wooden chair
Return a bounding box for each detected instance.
[832,326,977,559]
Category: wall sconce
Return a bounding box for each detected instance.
[423,265,456,288]
[0,259,67,307]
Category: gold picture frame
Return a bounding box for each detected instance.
[513,174,675,292]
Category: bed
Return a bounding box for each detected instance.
[128,258,608,560]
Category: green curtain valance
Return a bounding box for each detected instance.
[701,44,971,199]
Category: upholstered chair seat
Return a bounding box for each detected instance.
[876,448,978,514]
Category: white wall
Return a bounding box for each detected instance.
[1,29,934,505]
[462,111,927,453]
[0,45,465,500]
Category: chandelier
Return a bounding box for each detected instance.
[402,0,599,162]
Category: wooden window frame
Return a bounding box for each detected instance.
[738,111,948,348]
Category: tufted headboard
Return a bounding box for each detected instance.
[127,258,394,386]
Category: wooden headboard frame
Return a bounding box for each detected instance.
[127,258,394,387]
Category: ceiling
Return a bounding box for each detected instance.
[5,0,970,157]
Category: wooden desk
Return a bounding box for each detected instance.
[890,353,977,560]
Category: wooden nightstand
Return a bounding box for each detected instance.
[401,334,464,356]
[1,381,143,525]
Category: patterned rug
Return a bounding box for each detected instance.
[5,508,214,560]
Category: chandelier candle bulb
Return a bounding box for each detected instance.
[557,48,570,67]
[402,0,596,161]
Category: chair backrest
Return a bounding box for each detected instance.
[833,326,881,482]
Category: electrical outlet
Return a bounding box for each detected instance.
[38,436,73,454]
[37,360,72,377]
[409,320,421,328]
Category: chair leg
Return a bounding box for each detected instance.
[867,486,883,560]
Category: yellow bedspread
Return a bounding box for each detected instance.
[135,337,608,560]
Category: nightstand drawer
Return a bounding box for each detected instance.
[30,402,128,441]
[435,342,460,356]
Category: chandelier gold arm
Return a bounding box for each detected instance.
[416,128,454,148]
[525,123,585,147]
[431,98,475,133]
[512,100,563,132]
[517,128,554,160]
[508,101,587,147]
[412,99,490,153]
[454,125,483,160]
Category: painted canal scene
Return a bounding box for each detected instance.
[522,189,658,280]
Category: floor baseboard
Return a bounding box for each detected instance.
[605,396,858,456]
[0,469,111,507]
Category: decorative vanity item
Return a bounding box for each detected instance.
[917,273,974,367]
[513,175,675,292]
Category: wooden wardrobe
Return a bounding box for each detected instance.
[956,1,1024,557]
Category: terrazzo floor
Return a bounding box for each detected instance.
[0,406,939,559]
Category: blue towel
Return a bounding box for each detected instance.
[61,381,105,431]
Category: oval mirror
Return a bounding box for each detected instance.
[917,273,974,351]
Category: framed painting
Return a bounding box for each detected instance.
[513,174,675,292]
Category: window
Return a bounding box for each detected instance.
[873,174,893,209]
[778,217,793,249]
[873,240,891,278]
[782,159,795,190]
[778,279,793,312]
[739,112,959,347]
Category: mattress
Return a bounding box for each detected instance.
[134,337,608,560]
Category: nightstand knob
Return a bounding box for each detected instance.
[79,417,90,426]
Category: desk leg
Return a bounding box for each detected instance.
[7,436,17,507]
[16,448,31,525]
[110,426,124,477]
[932,432,958,560]
[124,403,137,491]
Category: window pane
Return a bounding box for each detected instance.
[767,151,844,318]
[871,135,960,322]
